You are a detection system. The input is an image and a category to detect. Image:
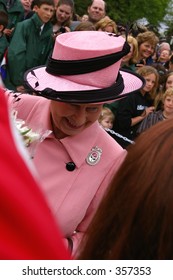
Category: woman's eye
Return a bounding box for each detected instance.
[87,107,98,112]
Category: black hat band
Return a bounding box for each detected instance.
[35,72,124,103]
[46,41,130,76]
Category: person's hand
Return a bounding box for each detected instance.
[3,28,14,36]
[135,59,146,68]
[16,85,26,93]
[64,26,71,32]
[135,63,145,68]
[52,26,71,40]
[141,106,155,118]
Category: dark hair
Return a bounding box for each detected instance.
[130,22,148,37]
[0,10,8,29]
[57,0,74,8]
[79,118,173,259]
[151,63,167,86]
[162,71,173,92]
[34,0,54,8]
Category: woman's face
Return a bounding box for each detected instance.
[50,101,103,139]
[56,4,72,24]
[142,73,156,93]
[166,75,173,89]
[139,41,155,59]
[163,95,173,115]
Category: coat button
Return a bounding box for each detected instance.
[66,162,76,171]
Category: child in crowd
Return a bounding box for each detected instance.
[153,70,173,111]
[98,107,115,129]
[113,65,159,147]
[137,88,173,135]
[4,0,55,92]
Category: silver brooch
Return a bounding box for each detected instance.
[86,146,102,166]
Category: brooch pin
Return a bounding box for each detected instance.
[86,146,102,166]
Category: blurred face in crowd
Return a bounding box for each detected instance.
[88,0,105,23]
[55,4,73,24]
[159,42,171,53]
[35,4,54,23]
[139,41,155,59]
[20,0,32,12]
[159,50,170,62]
[100,24,114,33]
[166,74,173,89]
[81,14,89,22]
[141,73,156,94]
[50,102,103,139]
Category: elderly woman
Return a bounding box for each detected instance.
[5,31,144,255]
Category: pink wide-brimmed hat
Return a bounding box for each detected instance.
[24,31,145,103]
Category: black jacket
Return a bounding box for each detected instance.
[113,90,153,143]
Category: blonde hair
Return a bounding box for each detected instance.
[98,107,115,123]
[95,16,117,33]
[163,88,173,101]
[155,87,173,110]
[127,35,138,64]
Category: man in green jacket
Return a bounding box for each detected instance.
[4,0,55,92]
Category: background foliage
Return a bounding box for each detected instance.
[74,0,170,33]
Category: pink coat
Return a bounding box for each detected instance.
[7,92,127,254]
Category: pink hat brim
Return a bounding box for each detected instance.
[24,67,144,103]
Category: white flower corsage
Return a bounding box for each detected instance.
[12,110,52,158]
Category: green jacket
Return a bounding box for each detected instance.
[4,13,54,90]
[0,0,24,29]
[0,34,9,62]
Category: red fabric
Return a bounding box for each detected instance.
[0,88,71,260]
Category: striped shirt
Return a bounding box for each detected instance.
[137,110,164,134]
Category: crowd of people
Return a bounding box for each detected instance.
[1,0,173,260]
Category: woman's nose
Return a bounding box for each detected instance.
[75,108,86,124]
